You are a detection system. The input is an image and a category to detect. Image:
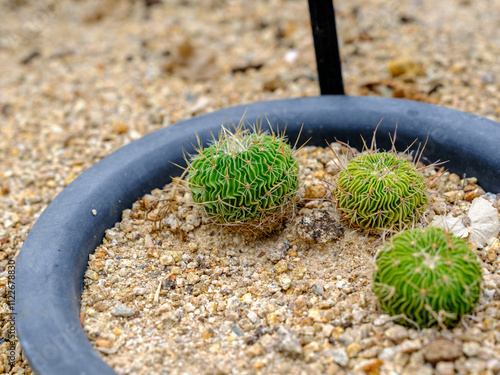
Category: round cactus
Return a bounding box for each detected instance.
[187,125,299,233]
[333,152,428,230]
[373,226,483,328]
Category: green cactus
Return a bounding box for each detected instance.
[373,226,483,328]
[187,124,299,233]
[333,152,428,230]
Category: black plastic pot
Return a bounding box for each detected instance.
[15,96,500,374]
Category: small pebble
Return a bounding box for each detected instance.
[231,324,244,337]
[311,283,324,295]
[385,325,409,343]
[379,345,401,361]
[278,275,292,291]
[266,246,286,264]
[464,358,486,373]
[462,341,481,357]
[422,338,462,364]
[325,348,349,367]
[435,362,455,375]
[276,327,303,358]
[111,304,136,318]
[247,311,259,323]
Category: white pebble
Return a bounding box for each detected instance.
[247,311,258,323]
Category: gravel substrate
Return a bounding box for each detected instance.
[1,0,500,374]
[80,144,500,375]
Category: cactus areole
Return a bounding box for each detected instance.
[334,152,428,230]
[373,227,483,328]
[188,126,299,232]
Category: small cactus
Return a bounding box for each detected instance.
[187,123,299,233]
[333,152,428,230]
[373,226,483,328]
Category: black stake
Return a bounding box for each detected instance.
[308,0,344,95]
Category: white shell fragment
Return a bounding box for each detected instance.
[431,197,500,248]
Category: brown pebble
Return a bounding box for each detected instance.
[422,338,462,364]
[89,259,104,272]
[444,190,464,203]
[463,184,477,193]
[387,57,425,78]
[94,301,110,312]
[146,248,159,258]
[0,183,10,195]
[80,311,85,326]
[202,328,214,340]
[360,359,384,374]
[448,173,461,185]
[246,343,264,358]
[262,75,284,92]
[464,188,485,202]
[304,182,327,200]
[94,248,107,259]
[111,119,128,134]
[95,339,113,348]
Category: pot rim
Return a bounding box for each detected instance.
[15,95,500,375]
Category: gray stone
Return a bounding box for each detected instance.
[311,283,324,295]
[338,330,355,345]
[231,324,244,337]
[106,230,123,242]
[111,303,136,317]
[266,245,286,264]
[326,348,349,367]
[276,327,302,358]
[480,72,495,84]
